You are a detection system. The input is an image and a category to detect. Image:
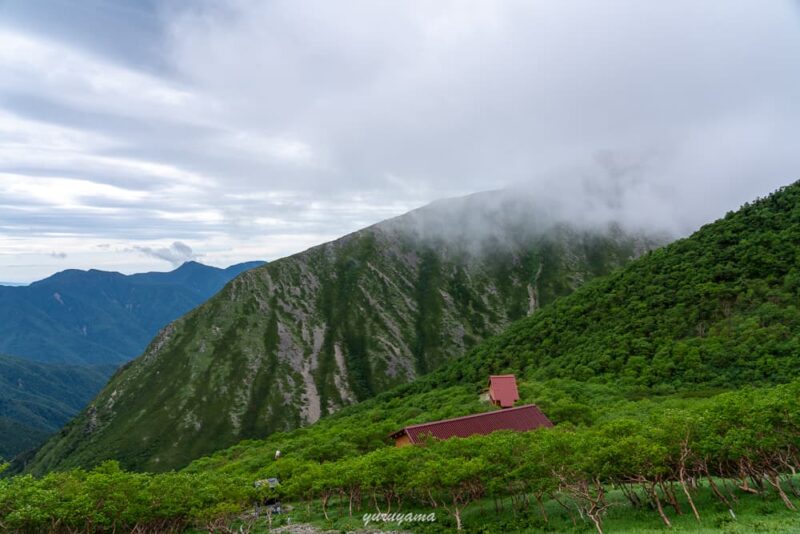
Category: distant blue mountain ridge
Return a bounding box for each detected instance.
[0,260,265,365]
[0,260,264,459]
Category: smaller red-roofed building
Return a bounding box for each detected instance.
[390,404,552,447]
[488,374,520,408]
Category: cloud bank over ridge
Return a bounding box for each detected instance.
[0,0,799,281]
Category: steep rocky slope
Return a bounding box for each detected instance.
[181,182,800,485]
[27,190,664,472]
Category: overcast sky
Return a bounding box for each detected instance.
[1,1,799,282]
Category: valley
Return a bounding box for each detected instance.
[0,261,264,458]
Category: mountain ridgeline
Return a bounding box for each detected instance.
[26,191,662,473]
[0,261,265,365]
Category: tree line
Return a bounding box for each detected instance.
[0,464,261,533]
[265,380,800,532]
[2,380,799,532]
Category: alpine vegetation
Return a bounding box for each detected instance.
[26,190,663,473]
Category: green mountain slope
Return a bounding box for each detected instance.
[0,354,113,458]
[0,261,264,365]
[171,183,800,533]
[173,181,800,478]
[421,181,800,392]
[25,190,662,473]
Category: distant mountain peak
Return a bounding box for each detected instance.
[176,260,205,269]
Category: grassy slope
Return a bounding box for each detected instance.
[182,377,738,482]
[183,182,800,478]
[184,379,800,533]
[27,191,659,474]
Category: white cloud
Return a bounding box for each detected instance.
[0,30,200,121]
[0,1,799,281]
[0,174,147,206]
[0,110,111,151]
[132,241,198,266]
[221,131,318,167]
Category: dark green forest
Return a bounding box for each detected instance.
[414,182,800,393]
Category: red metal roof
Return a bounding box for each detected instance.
[488,374,520,407]
[392,404,552,444]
